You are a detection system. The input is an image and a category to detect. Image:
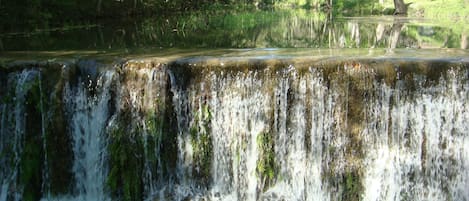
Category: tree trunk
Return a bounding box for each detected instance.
[97,0,102,14]
[461,33,468,49]
[389,23,404,49]
[393,0,408,15]
[375,23,385,42]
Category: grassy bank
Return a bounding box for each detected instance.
[378,0,469,19]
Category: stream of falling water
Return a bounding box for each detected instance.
[166,65,469,201]
[1,60,469,201]
[167,67,323,201]
[361,70,469,201]
[0,70,41,201]
[46,70,116,201]
[169,70,271,201]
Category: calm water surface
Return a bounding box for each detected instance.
[1,10,467,52]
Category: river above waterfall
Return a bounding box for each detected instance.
[1,10,468,51]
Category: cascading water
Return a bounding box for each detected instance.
[165,59,469,201]
[59,69,115,201]
[113,64,172,200]
[0,69,42,201]
[262,68,333,201]
[1,55,469,201]
[361,69,469,201]
[170,70,273,201]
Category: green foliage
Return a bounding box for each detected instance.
[2,4,468,50]
[1,0,468,36]
[408,0,469,19]
[0,0,253,33]
[333,0,382,16]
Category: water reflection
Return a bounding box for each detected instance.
[0,10,467,51]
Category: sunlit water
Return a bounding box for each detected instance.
[162,61,469,201]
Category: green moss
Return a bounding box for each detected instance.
[0,92,13,104]
[342,170,363,201]
[20,76,45,201]
[189,104,213,183]
[143,105,178,178]
[19,139,43,201]
[143,110,164,174]
[256,131,276,190]
[107,110,144,201]
[106,98,178,201]
[146,110,164,137]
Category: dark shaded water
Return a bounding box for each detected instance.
[1,10,467,51]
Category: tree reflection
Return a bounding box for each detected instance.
[462,33,468,49]
[389,21,404,49]
[0,10,467,51]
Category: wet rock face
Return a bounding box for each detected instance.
[1,56,469,201]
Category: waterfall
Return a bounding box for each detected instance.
[57,69,115,201]
[170,70,270,201]
[361,69,469,201]
[0,69,42,201]
[165,60,469,201]
[1,57,469,201]
[115,66,170,200]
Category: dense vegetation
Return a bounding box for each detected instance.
[0,0,384,32]
[2,0,468,32]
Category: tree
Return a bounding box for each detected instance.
[97,0,102,14]
[393,0,411,15]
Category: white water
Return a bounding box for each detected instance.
[165,65,469,201]
[362,70,469,201]
[207,71,268,201]
[167,67,340,201]
[170,70,272,201]
[2,61,469,201]
[45,70,116,201]
[0,183,8,201]
[0,101,7,201]
[263,69,333,201]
